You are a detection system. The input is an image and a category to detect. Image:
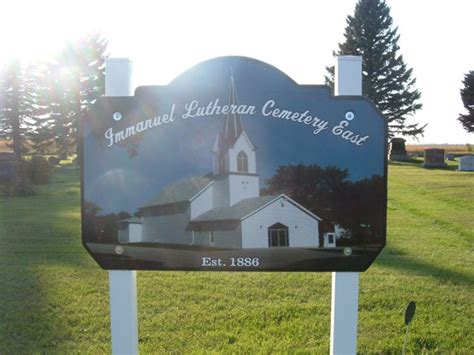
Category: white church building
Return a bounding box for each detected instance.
[118,77,324,249]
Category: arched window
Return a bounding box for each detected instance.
[237,151,248,172]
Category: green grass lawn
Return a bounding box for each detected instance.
[0,161,473,353]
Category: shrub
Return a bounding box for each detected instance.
[1,161,36,197]
[29,156,52,185]
[48,156,61,166]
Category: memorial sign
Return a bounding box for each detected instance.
[81,56,387,271]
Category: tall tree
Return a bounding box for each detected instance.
[458,71,474,133]
[49,32,107,158]
[326,0,424,139]
[29,63,57,154]
[0,61,36,159]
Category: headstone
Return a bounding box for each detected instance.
[0,152,18,182]
[446,154,455,161]
[459,155,474,171]
[389,137,409,161]
[422,148,447,168]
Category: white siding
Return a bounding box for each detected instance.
[241,197,319,248]
[228,174,259,206]
[118,224,143,243]
[213,177,230,208]
[190,184,214,219]
[228,133,256,174]
[191,228,241,248]
[129,224,143,243]
[118,228,129,243]
[142,209,190,244]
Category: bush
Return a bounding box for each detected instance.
[0,156,52,196]
[29,156,52,184]
[1,161,36,197]
[48,156,61,166]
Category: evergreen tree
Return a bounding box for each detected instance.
[326,0,424,139]
[49,32,107,158]
[29,63,56,153]
[458,71,474,133]
[0,61,36,159]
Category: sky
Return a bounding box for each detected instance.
[1,0,473,144]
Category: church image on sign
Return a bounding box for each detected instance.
[118,77,328,249]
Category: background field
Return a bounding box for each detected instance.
[405,144,473,155]
[0,160,473,353]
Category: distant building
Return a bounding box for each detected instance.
[121,77,322,248]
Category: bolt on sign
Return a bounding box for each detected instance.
[81,56,387,271]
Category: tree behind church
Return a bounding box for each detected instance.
[326,0,424,139]
[458,71,474,133]
[263,164,385,245]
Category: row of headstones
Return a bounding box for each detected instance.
[389,138,474,171]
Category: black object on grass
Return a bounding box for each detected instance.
[402,301,416,355]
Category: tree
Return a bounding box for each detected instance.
[0,61,36,159]
[264,164,386,245]
[326,0,424,139]
[49,32,107,158]
[263,164,349,236]
[458,71,474,133]
[29,63,57,154]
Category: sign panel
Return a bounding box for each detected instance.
[81,56,387,271]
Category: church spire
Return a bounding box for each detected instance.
[222,73,244,148]
[213,72,257,176]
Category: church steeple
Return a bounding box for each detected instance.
[211,73,260,207]
[222,75,243,150]
[213,74,257,176]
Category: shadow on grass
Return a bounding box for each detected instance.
[0,165,102,352]
[377,248,474,286]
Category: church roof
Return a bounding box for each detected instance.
[118,217,143,224]
[190,195,277,222]
[188,193,322,230]
[141,175,212,208]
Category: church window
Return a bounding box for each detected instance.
[268,223,289,247]
[219,154,225,174]
[237,151,248,172]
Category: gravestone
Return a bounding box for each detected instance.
[422,148,447,168]
[459,155,474,171]
[389,137,409,161]
[446,154,455,161]
[0,152,18,182]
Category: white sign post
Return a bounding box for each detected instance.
[330,56,362,355]
[105,58,139,355]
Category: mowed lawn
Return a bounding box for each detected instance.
[0,161,472,353]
